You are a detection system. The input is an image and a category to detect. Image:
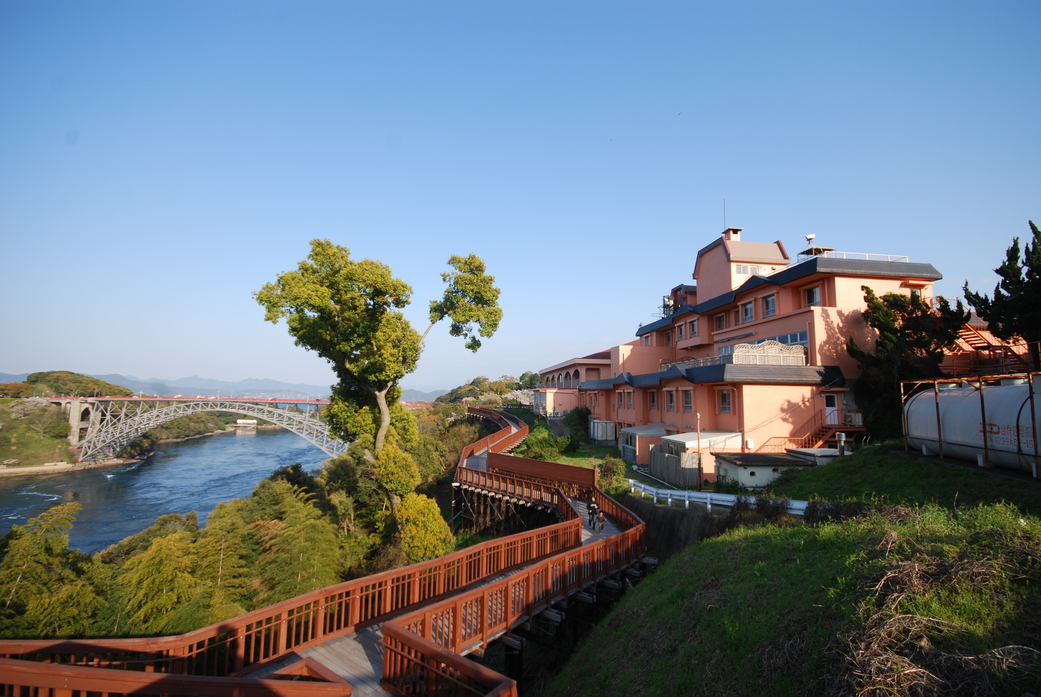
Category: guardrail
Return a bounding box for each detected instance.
[628,480,809,516]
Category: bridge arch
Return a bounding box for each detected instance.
[76,399,349,462]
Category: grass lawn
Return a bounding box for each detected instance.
[765,442,1041,517]
[0,401,74,467]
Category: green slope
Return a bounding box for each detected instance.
[546,449,1041,697]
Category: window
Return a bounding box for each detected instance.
[592,393,598,407]
[763,295,776,317]
[666,390,676,412]
[677,324,685,341]
[626,391,633,409]
[617,392,623,409]
[682,390,692,412]
[753,331,809,348]
[733,309,741,326]
[642,335,651,346]
[735,264,761,275]
[742,302,754,323]
[665,331,672,347]
[718,388,731,414]
[690,319,698,337]
[805,286,821,307]
[649,391,657,409]
[715,315,725,331]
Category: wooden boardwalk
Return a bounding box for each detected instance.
[251,426,615,695]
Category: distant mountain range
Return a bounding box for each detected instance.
[0,372,447,403]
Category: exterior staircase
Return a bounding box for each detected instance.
[756,408,865,453]
[953,322,1031,373]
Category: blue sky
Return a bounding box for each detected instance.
[2,1,1038,391]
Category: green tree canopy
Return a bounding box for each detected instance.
[24,371,133,398]
[964,221,1041,365]
[0,503,103,638]
[395,493,454,563]
[847,286,968,438]
[255,240,501,459]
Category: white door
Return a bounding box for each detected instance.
[824,394,838,425]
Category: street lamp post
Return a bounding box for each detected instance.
[696,412,702,492]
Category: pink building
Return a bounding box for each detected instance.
[538,227,947,483]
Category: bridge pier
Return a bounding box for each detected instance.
[56,398,92,447]
[453,485,559,538]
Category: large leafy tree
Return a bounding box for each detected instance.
[847,287,968,438]
[255,240,501,521]
[963,221,1041,366]
[255,240,501,456]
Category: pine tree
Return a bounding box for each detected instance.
[847,286,967,438]
[964,220,1041,366]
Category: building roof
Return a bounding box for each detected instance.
[579,364,844,391]
[620,423,667,437]
[636,255,943,336]
[579,371,664,390]
[662,430,741,448]
[713,452,816,468]
[660,363,846,387]
[540,351,613,374]
[693,235,789,274]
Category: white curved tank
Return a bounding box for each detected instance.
[904,381,1039,474]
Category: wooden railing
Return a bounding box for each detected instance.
[457,407,530,467]
[381,486,644,696]
[382,422,646,697]
[0,656,352,697]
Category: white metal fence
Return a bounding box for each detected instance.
[628,480,810,516]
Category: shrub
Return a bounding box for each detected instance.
[598,457,626,491]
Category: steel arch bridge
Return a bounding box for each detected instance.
[73,398,349,462]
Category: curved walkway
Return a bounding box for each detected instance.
[255,413,621,695]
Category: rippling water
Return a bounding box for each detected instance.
[0,429,328,554]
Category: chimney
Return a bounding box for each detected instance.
[722,227,743,241]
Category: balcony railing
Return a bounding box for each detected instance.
[794,250,909,265]
[660,340,807,372]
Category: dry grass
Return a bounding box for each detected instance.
[839,614,1040,697]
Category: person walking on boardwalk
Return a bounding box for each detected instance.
[588,498,599,526]
[597,509,606,533]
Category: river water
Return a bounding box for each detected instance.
[0,429,328,554]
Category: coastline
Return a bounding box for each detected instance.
[0,425,284,477]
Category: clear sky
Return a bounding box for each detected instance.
[2,1,1038,391]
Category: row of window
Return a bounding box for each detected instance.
[651,285,822,347]
[718,331,810,356]
[610,388,731,414]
